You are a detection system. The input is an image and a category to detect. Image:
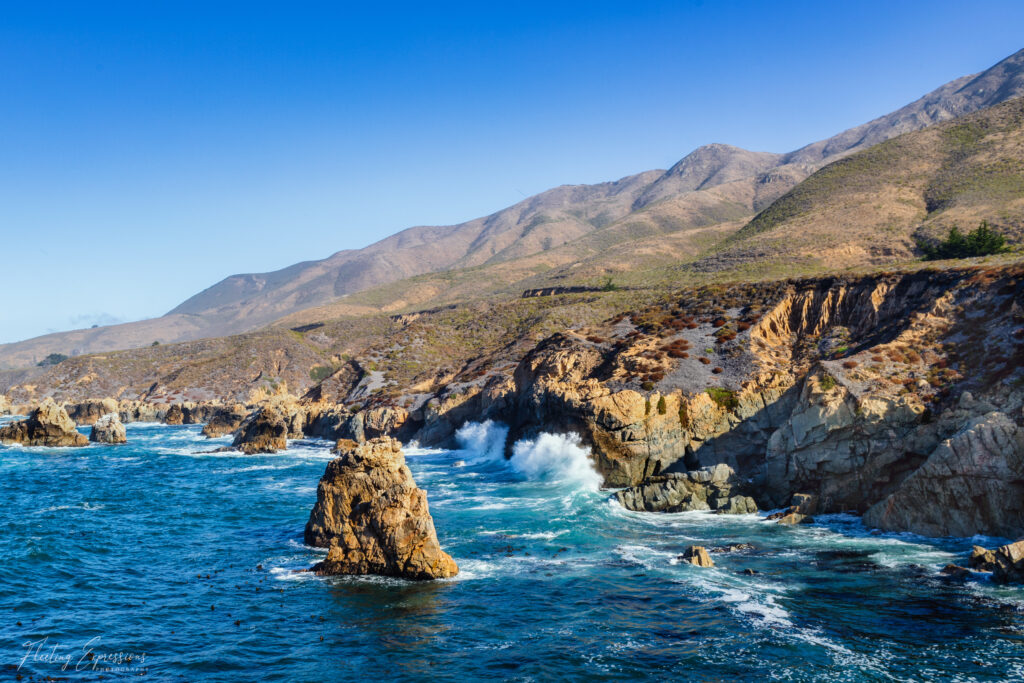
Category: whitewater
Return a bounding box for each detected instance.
[2,418,1023,681]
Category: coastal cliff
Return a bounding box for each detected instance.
[11,263,1024,540]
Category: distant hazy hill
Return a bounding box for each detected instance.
[1,47,1022,369]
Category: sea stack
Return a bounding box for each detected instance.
[305,437,458,580]
[90,413,127,444]
[0,398,89,447]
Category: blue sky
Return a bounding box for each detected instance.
[2,1,1023,343]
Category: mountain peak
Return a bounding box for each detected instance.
[632,144,782,210]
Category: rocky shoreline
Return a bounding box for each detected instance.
[4,265,1024,580]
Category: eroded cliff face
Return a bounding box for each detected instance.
[469,265,1024,537]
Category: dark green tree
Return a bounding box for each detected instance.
[919,221,1010,260]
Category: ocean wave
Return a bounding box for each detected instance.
[455,420,508,462]
[509,432,602,491]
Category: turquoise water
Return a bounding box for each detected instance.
[2,419,1024,681]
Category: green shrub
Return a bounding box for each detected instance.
[37,353,68,367]
[641,381,655,391]
[645,398,651,416]
[820,374,838,391]
[705,387,739,411]
[309,365,334,382]
[678,403,689,429]
[918,221,1010,260]
[657,396,667,415]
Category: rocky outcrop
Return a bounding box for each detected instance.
[863,412,1024,537]
[501,334,752,486]
[615,464,757,514]
[231,405,289,454]
[967,540,1024,584]
[163,403,186,425]
[65,398,120,425]
[117,400,168,423]
[200,403,249,438]
[229,398,307,454]
[0,398,88,447]
[90,413,127,444]
[763,369,933,511]
[305,437,458,580]
[680,546,714,568]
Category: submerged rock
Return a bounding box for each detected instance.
[0,398,88,447]
[305,437,458,580]
[90,413,127,444]
[711,543,755,553]
[767,508,814,525]
[940,564,973,579]
[680,545,714,568]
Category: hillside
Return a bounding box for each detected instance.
[696,96,1024,274]
[2,47,1023,369]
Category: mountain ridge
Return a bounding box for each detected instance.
[1,47,1023,369]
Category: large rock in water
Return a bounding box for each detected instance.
[230,398,307,454]
[201,403,249,438]
[231,404,290,454]
[0,398,88,447]
[967,539,1024,584]
[90,413,127,444]
[305,437,458,580]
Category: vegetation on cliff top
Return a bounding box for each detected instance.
[918,221,1011,261]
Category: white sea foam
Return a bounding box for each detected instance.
[510,432,602,490]
[455,420,508,462]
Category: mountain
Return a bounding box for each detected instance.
[694,95,1024,274]
[785,47,1024,167]
[1,47,1023,369]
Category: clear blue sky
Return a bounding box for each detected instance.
[2,1,1023,343]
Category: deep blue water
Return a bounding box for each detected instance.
[2,418,1024,681]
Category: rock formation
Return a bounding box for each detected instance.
[863,412,1024,537]
[117,400,168,423]
[966,540,1024,584]
[65,398,119,425]
[0,398,88,447]
[163,403,186,425]
[305,437,458,580]
[680,546,714,568]
[90,413,127,444]
[0,394,12,416]
[201,403,249,438]
[231,404,290,454]
[615,464,757,514]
